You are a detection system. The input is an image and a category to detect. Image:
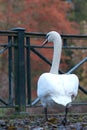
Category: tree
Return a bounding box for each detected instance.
[0,0,79,34]
[0,0,80,99]
[72,0,87,22]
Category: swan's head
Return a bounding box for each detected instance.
[42,31,62,46]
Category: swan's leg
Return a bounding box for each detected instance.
[44,107,48,121]
[62,107,69,125]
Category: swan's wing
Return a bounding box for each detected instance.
[62,74,79,97]
[37,73,79,106]
[37,73,62,97]
[51,74,79,106]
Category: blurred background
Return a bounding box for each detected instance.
[0,0,87,106]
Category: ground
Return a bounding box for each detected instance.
[0,106,87,130]
[0,114,87,129]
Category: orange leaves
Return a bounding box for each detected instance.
[27,0,79,33]
[0,0,79,34]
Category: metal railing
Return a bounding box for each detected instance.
[0,28,87,111]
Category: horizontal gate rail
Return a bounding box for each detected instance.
[0,28,87,111]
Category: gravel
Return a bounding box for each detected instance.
[0,114,87,130]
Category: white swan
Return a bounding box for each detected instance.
[37,31,79,125]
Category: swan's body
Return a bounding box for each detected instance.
[38,73,78,107]
[37,31,79,124]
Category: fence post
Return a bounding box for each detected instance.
[26,37,31,104]
[12,27,26,112]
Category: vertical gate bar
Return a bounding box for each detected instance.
[26,37,31,105]
[13,35,19,108]
[12,27,26,112]
[63,39,67,46]
[8,36,13,105]
[18,28,26,111]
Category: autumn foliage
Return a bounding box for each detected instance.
[0,0,81,99]
[0,0,79,34]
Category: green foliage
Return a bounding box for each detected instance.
[72,0,87,22]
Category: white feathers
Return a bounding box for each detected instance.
[37,73,79,107]
[37,31,79,108]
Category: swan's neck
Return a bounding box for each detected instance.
[50,39,62,74]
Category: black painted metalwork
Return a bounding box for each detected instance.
[0,28,87,111]
[8,36,13,105]
[12,28,26,111]
[26,37,31,105]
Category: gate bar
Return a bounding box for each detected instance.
[26,37,31,104]
[12,28,26,111]
[8,36,13,105]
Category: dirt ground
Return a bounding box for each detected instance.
[0,114,87,130]
[0,105,87,130]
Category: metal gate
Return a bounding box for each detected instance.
[0,28,87,112]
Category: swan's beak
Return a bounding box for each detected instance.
[42,39,48,47]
